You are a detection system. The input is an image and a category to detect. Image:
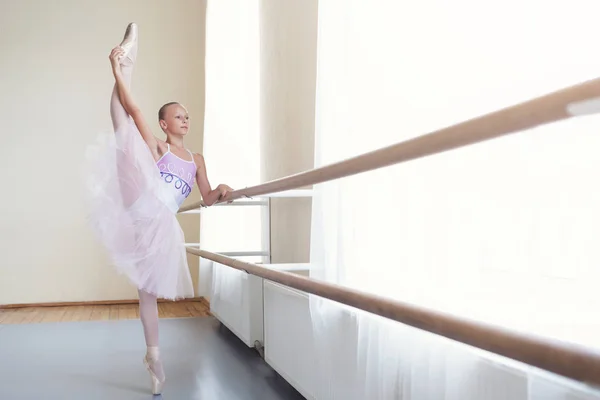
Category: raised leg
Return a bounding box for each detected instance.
[110,23,141,208]
[110,23,138,133]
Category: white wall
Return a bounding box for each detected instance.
[259,0,318,263]
[0,0,206,304]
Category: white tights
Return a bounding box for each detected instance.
[138,289,159,346]
[109,40,134,133]
[138,289,165,382]
[110,40,141,209]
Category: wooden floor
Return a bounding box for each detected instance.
[0,300,210,325]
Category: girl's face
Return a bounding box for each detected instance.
[160,104,190,136]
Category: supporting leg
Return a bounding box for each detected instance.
[138,289,166,394]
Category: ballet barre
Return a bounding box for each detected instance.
[184,77,600,385]
[181,248,269,258]
[179,76,600,212]
[178,189,312,212]
[181,189,312,263]
[186,247,600,386]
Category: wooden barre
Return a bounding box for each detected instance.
[187,246,600,386]
[179,76,600,212]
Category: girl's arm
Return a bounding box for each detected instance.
[110,47,160,156]
[193,153,233,206]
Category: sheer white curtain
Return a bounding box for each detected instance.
[200,0,261,299]
[310,1,600,398]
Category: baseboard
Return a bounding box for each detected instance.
[0,296,209,309]
[199,297,210,309]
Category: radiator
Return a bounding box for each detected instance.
[209,262,263,347]
[209,260,599,400]
[263,280,317,399]
[208,262,310,350]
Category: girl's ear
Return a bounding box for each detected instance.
[159,120,167,131]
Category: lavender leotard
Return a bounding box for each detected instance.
[156,144,197,210]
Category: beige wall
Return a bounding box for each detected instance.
[259,0,318,263]
[0,0,206,304]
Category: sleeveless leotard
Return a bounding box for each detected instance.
[156,144,197,210]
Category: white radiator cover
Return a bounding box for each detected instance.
[263,281,317,399]
[208,262,309,349]
[209,262,264,347]
[209,261,600,399]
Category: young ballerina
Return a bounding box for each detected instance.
[85,23,232,394]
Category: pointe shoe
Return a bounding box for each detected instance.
[118,22,138,65]
[143,355,165,395]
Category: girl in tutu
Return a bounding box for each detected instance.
[86,23,232,394]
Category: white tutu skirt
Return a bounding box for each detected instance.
[84,118,194,300]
